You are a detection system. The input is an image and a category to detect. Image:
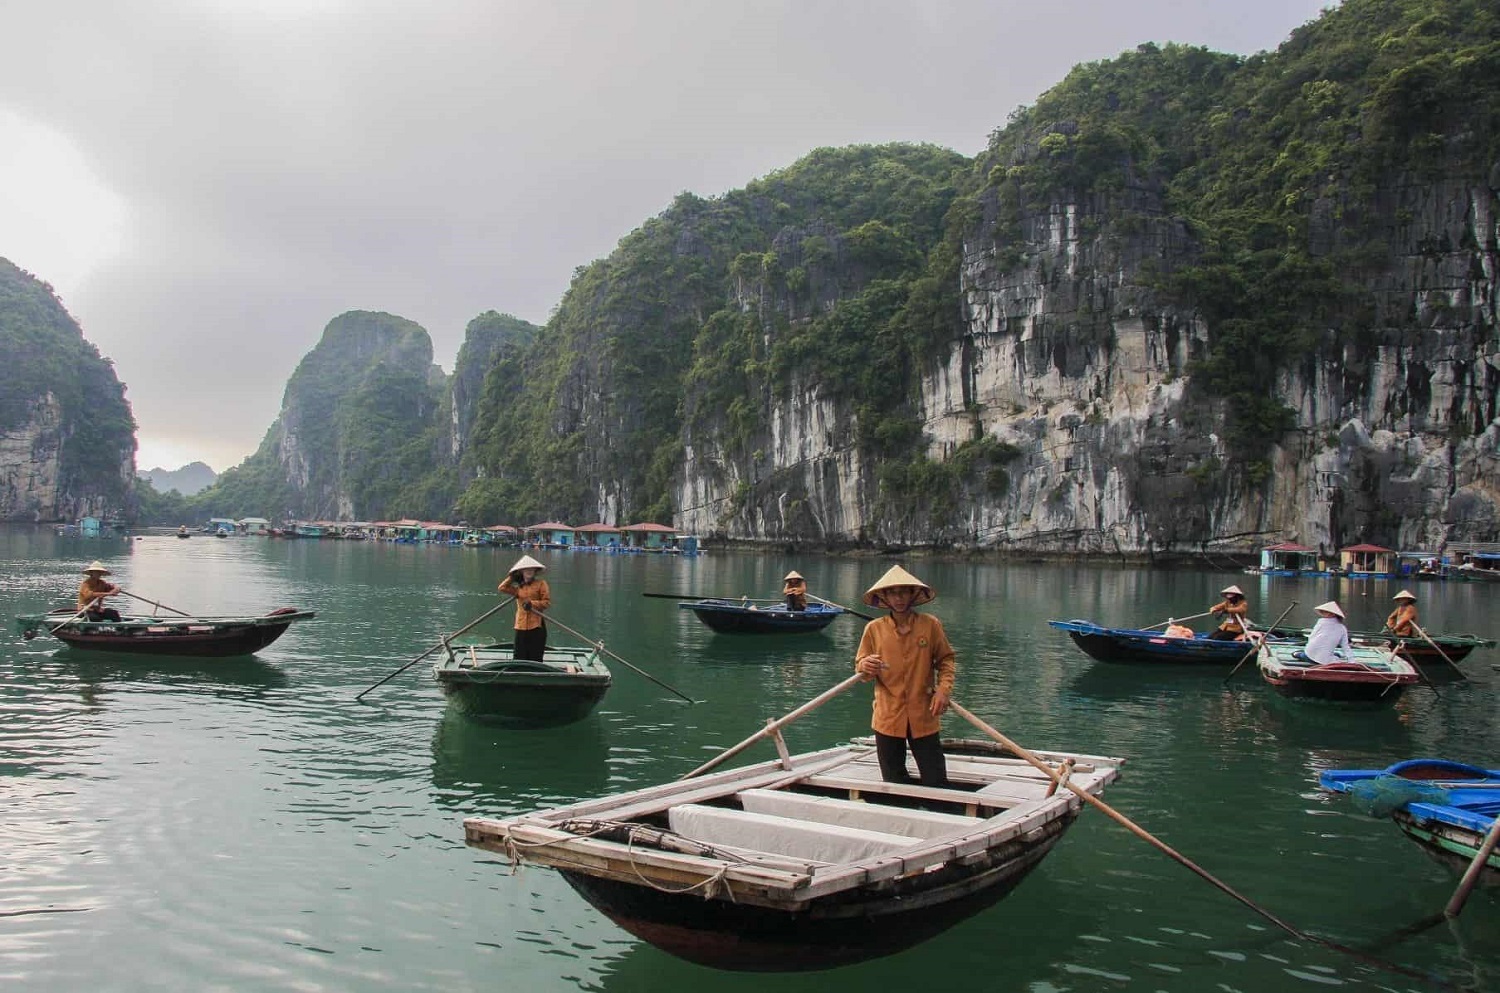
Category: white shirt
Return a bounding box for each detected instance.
[1304,616,1351,663]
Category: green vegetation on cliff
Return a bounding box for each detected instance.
[0,259,135,516]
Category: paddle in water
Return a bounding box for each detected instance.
[544,612,696,704]
[355,597,514,700]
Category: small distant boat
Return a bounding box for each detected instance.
[1320,759,1499,885]
[680,598,844,633]
[1047,619,1266,664]
[433,643,611,727]
[14,607,314,657]
[1256,640,1420,704]
[464,736,1122,971]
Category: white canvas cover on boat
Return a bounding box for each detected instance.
[736,789,982,838]
[668,803,921,863]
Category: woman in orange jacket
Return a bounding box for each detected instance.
[854,565,956,787]
[782,570,808,611]
[1207,585,1250,641]
[1386,590,1418,639]
[498,555,551,661]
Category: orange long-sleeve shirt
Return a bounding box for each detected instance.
[77,576,119,612]
[1387,604,1417,637]
[1210,599,1249,634]
[497,577,551,631]
[854,613,955,738]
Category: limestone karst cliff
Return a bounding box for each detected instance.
[0,258,136,521]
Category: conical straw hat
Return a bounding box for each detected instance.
[82,561,111,575]
[783,570,803,581]
[1314,601,1345,619]
[1392,590,1416,601]
[863,565,934,608]
[1220,585,1244,596]
[507,554,546,575]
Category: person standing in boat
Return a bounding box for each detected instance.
[1206,585,1251,640]
[77,561,122,622]
[1301,601,1352,663]
[1385,590,1418,638]
[854,565,955,788]
[498,555,551,662]
[782,570,808,612]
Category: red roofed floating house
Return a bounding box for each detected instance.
[1338,543,1396,579]
[574,523,624,548]
[524,522,577,548]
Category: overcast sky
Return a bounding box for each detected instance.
[0,0,1332,473]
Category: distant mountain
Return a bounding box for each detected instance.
[138,461,218,496]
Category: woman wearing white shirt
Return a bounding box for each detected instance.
[1302,601,1351,663]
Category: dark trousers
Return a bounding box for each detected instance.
[1207,628,1241,641]
[785,595,806,611]
[875,730,947,787]
[514,625,547,661]
[87,607,122,622]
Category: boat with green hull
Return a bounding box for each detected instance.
[434,643,611,727]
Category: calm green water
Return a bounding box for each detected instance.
[2,530,1497,992]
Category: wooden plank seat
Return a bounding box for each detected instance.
[667,803,923,863]
[736,788,984,838]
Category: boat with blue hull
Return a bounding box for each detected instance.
[1320,759,1499,885]
[1047,619,1265,664]
[681,599,845,634]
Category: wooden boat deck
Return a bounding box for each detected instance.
[465,740,1122,909]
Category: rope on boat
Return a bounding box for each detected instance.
[501,818,746,900]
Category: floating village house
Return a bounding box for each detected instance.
[525,522,577,548]
[574,523,623,548]
[621,522,677,550]
[1259,542,1324,576]
[238,517,270,535]
[1339,543,1396,579]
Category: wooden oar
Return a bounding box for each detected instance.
[808,593,876,622]
[1141,610,1215,631]
[544,612,696,704]
[48,605,94,634]
[1444,814,1500,917]
[354,597,514,701]
[1223,601,1297,684]
[119,589,193,617]
[1391,639,1441,698]
[1410,622,1468,680]
[947,701,1446,984]
[680,672,865,780]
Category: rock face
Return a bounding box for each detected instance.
[673,168,1500,553]
[139,461,217,496]
[447,312,538,471]
[0,259,136,521]
[252,311,445,520]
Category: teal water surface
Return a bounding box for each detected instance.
[2,530,1497,992]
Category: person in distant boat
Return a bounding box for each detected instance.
[782,570,808,612]
[77,561,122,622]
[1207,585,1251,640]
[854,565,955,788]
[498,554,551,662]
[1300,601,1351,663]
[1385,590,1419,642]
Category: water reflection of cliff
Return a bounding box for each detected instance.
[429,708,610,816]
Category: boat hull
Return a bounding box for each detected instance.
[681,600,842,634]
[435,645,611,727]
[560,812,1074,971]
[1321,760,1499,885]
[15,609,313,658]
[1048,620,1255,665]
[1258,642,1418,705]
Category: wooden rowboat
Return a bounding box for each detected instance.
[1265,625,1493,667]
[14,607,313,657]
[1320,759,1499,885]
[1047,618,1267,664]
[680,598,844,634]
[433,643,611,727]
[465,727,1122,971]
[1257,640,1419,704]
